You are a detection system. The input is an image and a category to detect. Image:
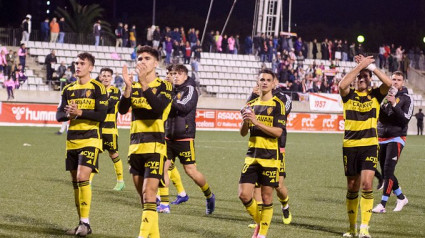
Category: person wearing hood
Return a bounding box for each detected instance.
[372,71,413,214]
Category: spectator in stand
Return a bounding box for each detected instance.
[235,35,240,55]
[267,38,274,63]
[18,43,27,72]
[14,64,27,88]
[253,33,261,56]
[50,17,60,43]
[379,44,386,69]
[41,18,50,42]
[57,61,67,79]
[395,46,404,69]
[4,76,15,100]
[188,28,197,48]
[312,39,318,59]
[215,31,222,53]
[192,40,202,60]
[164,36,173,64]
[0,50,6,77]
[321,39,329,60]
[171,27,181,43]
[115,23,123,47]
[5,50,14,79]
[400,53,410,79]
[129,25,137,48]
[357,43,364,55]
[122,24,129,47]
[21,14,31,43]
[58,17,66,43]
[114,74,123,89]
[45,50,57,84]
[294,37,303,56]
[174,41,183,63]
[93,20,102,46]
[205,30,215,52]
[180,27,187,44]
[335,40,342,62]
[296,51,304,67]
[260,37,267,62]
[184,41,192,64]
[349,42,356,61]
[146,25,155,46]
[228,35,235,54]
[415,109,424,135]
[222,35,228,53]
[328,41,333,61]
[342,40,349,61]
[152,26,161,49]
[244,35,253,55]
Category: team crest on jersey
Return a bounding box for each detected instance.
[152,88,157,94]
[367,95,372,100]
[177,92,182,100]
[396,98,400,104]
[267,107,273,115]
[86,90,92,98]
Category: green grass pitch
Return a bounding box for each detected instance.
[0,126,424,237]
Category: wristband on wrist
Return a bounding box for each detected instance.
[366,63,376,72]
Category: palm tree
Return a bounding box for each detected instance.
[55,0,113,44]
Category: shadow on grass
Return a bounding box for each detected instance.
[173,222,240,238]
[288,222,342,236]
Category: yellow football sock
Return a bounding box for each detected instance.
[159,187,169,205]
[243,199,260,224]
[360,190,373,226]
[112,156,124,181]
[139,203,158,238]
[258,204,273,236]
[72,181,80,218]
[78,181,91,220]
[200,183,212,199]
[346,191,359,228]
[149,213,160,238]
[170,166,185,194]
[279,196,289,208]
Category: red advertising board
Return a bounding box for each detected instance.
[0,102,345,132]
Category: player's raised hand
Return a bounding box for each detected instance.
[136,62,148,85]
[122,65,132,88]
[358,55,375,69]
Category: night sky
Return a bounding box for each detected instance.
[1,0,424,50]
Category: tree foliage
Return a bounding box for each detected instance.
[54,0,112,37]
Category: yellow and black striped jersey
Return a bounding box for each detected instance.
[102,86,121,135]
[56,79,108,150]
[118,78,173,157]
[245,96,286,167]
[342,88,385,147]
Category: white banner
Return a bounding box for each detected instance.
[309,93,343,112]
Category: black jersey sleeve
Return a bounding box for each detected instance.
[392,94,414,125]
[143,83,172,114]
[56,87,69,122]
[172,85,198,114]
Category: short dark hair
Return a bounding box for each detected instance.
[259,68,276,79]
[77,52,95,66]
[166,64,174,72]
[359,68,372,78]
[392,71,404,79]
[100,67,113,75]
[20,43,25,47]
[136,45,159,61]
[172,64,188,75]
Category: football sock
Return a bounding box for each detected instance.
[78,180,91,223]
[394,188,405,200]
[346,191,359,228]
[169,166,186,195]
[159,187,170,205]
[112,156,124,182]
[279,196,289,210]
[243,199,260,223]
[200,183,212,199]
[72,181,80,217]
[380,195,389,207]
[258,204,273,236]
[139,203,158,238]
[360,190,373,226]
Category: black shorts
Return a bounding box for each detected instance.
[102,133,118,153]
[279,150,286,178]
[239,160,279,187]
[128,153,165,180]
[343,145,378,176]
[66,147,100,173]
[166,140,196,165]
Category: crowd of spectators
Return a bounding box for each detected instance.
[0,45,28,99]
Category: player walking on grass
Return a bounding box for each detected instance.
[99,67,125,191]
[372,71,412,214]
[118,46,172,238]
[239,69,286,238]
[247,77,293,226]
[338,55,392,238]
[158,64,215,214]
[56,52,108,237]
[156,65,189,213]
